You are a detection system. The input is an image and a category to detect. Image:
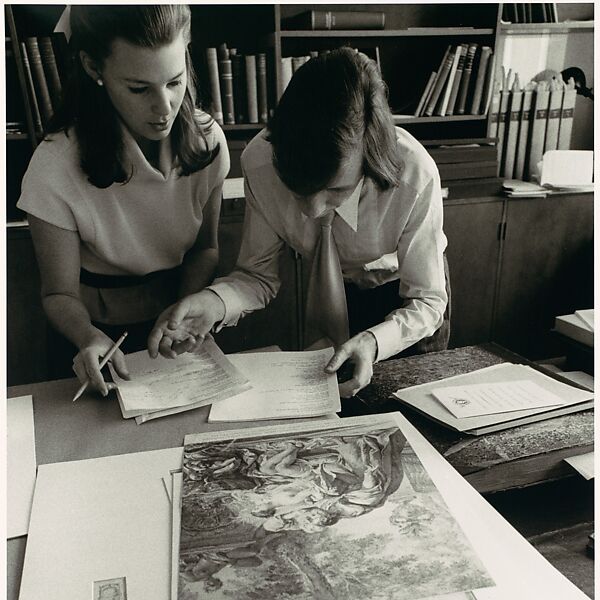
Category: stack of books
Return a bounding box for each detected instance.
[554,309,594,347]
[490,69,577,181]
[414,43,496,118]
[205,44,269,126]
[16,33,69,135]
[423,138,498,184]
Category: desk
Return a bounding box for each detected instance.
[355,343,594,493]
[7,343,594,599]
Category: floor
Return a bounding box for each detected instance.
[485,477,595,598]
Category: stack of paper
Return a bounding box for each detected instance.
[393,363,594,435]
[109,337,251,424]
[208,347,341,422]
[554,309,594,347]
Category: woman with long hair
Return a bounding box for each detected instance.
[18,5,229,394]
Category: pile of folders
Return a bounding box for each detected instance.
[414,43,496,118]
[205,43,269,126]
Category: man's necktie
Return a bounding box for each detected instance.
[304,211,350,347]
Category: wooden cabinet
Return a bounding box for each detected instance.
[443,197,504,348]
[493,193,594,359]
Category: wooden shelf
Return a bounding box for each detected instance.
[500,21,594,35]
[7,133,29,141]
[393,114,488,125]
[222,123,265,132]
[280,27,495,39]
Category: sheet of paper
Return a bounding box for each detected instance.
[574,309,594,331]
[109,337,250,416]
[432,380,565,419]
[394,363,593,433]
[19,447,183,600]
[7,395,37,538]
[564,452,594,480]
[182,414,588,600]
[208,348,341,422]
[171,472,183,600]
[541,150,594,187]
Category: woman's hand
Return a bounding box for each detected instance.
[72,330,130,397]
[325,331,378,398]
[148,289,226,358]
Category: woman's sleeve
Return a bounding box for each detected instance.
[17,142,78,231]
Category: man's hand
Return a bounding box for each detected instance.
[325,331,378,398]
[147,290,226,358]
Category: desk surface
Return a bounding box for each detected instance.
[7,343,594,600]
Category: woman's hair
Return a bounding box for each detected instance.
[267,47,402,196]
[48,5,219,188]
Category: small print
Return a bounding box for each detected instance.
[93,577,127,600]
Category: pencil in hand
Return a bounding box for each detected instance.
[72,331,128,402]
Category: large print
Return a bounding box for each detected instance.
[178,416,494,599]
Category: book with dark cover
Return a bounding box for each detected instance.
[456,43,478,115]
[256,53,268,123]
[37,36,62,112]
[414,71,437,117]
[50,32,70,87]
[230,52,247,124]
[24,37,53,126]
[479,50,496,116]
[437,45,462,116]
[206,48,223,125]
[217,44,234,125]
[469,46,492,115]
[284,10,385,30]
[427,145,498,164]
[424,45,453,117]
[244,55,259,124]
[514,85,534,180]
[503,83,523,179]
[20,41,43,134]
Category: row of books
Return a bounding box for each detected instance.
[489,72,577,181]
[501,3,559,24]
[206,44,269,126]
[414,43,495,118]
[9,34,69,135]
[282,9,386,30]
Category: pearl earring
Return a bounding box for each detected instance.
[97,79,104,86]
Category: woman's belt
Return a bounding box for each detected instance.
[79,266,180,289]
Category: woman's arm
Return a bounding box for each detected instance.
[177,183,222,297]
[28,214,130,394]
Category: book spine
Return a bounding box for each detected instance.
[527,83,550,180]
[424,45,453,117]
[496,90,510,175]
[479,51,496,116]
[230,52,247,124]
[414,71,437,117]
[503,88,523,179]
[469,46,492,115]
[486,85,501,140]
[557,85,576,150]
[256,53,268,123]
[206,48,223,125]
[37,35,62,112]
[514,88,534,180]
[308,10,385,30]
[456,43,478,115]
[244,55,259,124]
[20,41,43,135]
[446,44,467,116]
[24,37,53,126]
[543,79,564,153]
[437,45,462,116]
[218,46,235,125]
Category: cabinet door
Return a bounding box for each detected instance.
[494,194,594,359]
[443,199,504,347]
[7,228,49,385]
[212,216,300,353]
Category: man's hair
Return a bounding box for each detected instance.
[48,5,219,188]
[267,47,402,196]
